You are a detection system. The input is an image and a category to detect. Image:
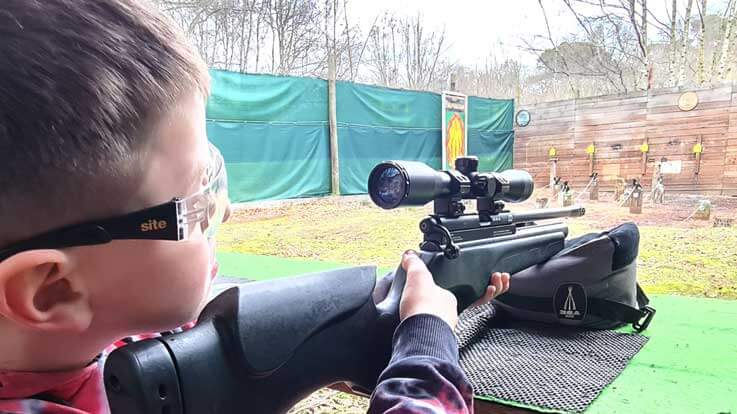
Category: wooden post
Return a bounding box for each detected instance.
[590,173,599,201]
[586,143,596,176]
[641,140,649,177]
[589,153,595,176]
[694,135,703,176]
[549,158,557,190]
[629,181,643,214]
[328,54,340,195]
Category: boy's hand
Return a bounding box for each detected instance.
[398,251,511,329]
[399,251,459,329]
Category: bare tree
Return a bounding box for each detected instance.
[402,14,446,90]
[367,14,400,87]
[677,0,695,86]
[532,0,580,97]
[626,0,650,89]
[715,0,737,81]
[697,0,708,85]
[152,0,737,102]
[667,0,678,85]
[365,13,449,91]
[453,52,525,100]
[523,0,652,98]
[156,0,361,77]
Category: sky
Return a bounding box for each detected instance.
[347,0,731,70]
[348,0,564,68]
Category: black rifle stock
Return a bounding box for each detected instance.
[104,207,584,414]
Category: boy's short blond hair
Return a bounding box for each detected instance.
[0,0,209,247]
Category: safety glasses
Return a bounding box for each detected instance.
[0,143,229,261]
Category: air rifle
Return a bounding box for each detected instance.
[104,156,585,414]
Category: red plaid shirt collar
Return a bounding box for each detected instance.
[0,328,190,414]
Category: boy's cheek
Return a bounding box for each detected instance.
[139,240,213,326]
[82,239,213,333]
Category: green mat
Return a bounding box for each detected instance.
[215,252,737,413]
[588,295,737,414]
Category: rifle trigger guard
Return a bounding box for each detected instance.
[440,226,459,259]
[421,218,459,260]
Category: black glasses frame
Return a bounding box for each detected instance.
[0,199,186,261]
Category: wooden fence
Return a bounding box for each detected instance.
[514,83,737,195]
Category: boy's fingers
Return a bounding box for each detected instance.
[486,285,497,301]
[501,273,511,294]
[480,286,494,303]
[491,272,503,295]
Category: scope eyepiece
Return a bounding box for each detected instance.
[488,170,534,203]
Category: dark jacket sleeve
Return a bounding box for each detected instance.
[367,314,474,414]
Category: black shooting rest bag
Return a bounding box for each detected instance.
[495,222,655,332]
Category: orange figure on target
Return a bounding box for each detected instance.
[446,113,466,168]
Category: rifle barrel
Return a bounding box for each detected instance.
[510,206,585,223]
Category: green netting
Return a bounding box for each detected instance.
[467,96,514,131]
[207,122,330,202]
[337,126,441,195]
[336,82,515,194]
[468,130,515,172]
[207,70,328,123]
[337,82,442,194]
[205,70,515,200]
[468,96,514,172]
[206,70,330,202]
[336,81,441,128]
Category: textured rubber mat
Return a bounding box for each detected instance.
[456,304,649,413]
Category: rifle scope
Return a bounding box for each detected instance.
[368,157,534,210]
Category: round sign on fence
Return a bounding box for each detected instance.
[678,92,698,111]
[516,109,531,127]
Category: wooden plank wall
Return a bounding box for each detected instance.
[726,87,737,194]
[575,93,647,189]
[514,82,737,196]
[514,99,575,186]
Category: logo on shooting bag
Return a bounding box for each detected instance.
[554,283,587,320]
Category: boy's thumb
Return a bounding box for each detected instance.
[401,250,432,288]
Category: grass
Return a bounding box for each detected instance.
[218,196,737,299]
[218,198,425,269]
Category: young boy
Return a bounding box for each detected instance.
[0,1,509,413]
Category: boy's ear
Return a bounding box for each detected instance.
[0,250,92,332]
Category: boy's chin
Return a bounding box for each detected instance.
[141,301,207,333]
[142,311,199,334]
[128,281,215,333]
